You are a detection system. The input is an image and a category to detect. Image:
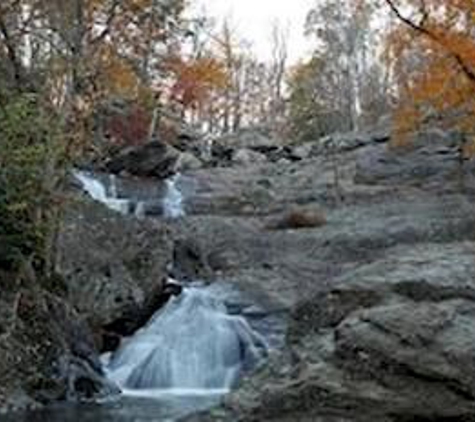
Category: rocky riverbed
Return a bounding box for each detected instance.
[1,128,475,421]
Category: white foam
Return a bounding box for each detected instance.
[74,171,130,214]
[163,173,185,218]
[105,286,268,395]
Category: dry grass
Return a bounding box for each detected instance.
[265,207,327,230]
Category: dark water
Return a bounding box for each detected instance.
[3,394,222,422]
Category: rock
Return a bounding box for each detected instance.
[354,130,472,189]
[292,143,314,160]
[56,197,173,341]
[0,287,115,412]
[104,141,179,179]
[217,127,275,149]
[210,142,235,167]
[213,242,475,422]
[171,238,213,281]
[176,127,475,422]
[233,148,268,166]
[175,152,203,172]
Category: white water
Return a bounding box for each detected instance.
[163,174,185,218]
[74,171,130,215]
[74,170,185,219]
[104,285,268,397]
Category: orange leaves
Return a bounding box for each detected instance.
[169,56,229,109]
[97,45,139,99]
[386,0,475,146]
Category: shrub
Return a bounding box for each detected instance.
[265,208,327,230]
[0,94,66,273]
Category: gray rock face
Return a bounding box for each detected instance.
[175,152,203,172]
[56,198,173,339]
[177,129,475,421]
[233,149,268,166]
[211,243,475,422]
[104,141,179,179]
[354,130,471,189]
[0,286,116,413]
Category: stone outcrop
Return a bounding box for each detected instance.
[0,283,117,414]
[103,141,180,179]
[177,128,475,421]
[56,197,173,342]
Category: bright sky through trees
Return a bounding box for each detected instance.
[193,0,313,63]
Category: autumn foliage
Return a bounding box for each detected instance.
[385,0,475,151]
[168,55,229,111]
[107,105,151,147]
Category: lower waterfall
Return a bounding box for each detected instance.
[104,284,269,397]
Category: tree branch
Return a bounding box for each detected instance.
[384,0,475,83]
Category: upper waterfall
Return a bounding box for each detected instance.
[74,170,130,215]
[73,170,185,219]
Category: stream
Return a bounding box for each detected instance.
[6,171,284,422]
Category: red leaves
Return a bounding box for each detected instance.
[107,105,151,146]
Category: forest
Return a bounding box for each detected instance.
[1,0,475,420]
[1,0,475,275]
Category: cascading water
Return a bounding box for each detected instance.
[163,173,185,218]
[10,170,283,422]
[104,284,268,397]
[74,170,130,215]
[73,170,185,219]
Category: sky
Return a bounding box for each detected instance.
[192,0,314,64]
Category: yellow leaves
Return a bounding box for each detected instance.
[170,55,229,109]
[98,46,139,99]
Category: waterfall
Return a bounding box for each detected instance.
[163,174,185,218]
[104,284,268,397]
[74,170,185,219]
[74,170,130,215]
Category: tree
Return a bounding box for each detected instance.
[384,0,475,150]
[169,54,228,118]
[287,57,328,142]
[0,0,187,281]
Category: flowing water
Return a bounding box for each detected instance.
[11,283,274,422]
[73,170,186,218]
[6,171,283,421]
[74,170,131,215]
[104,284,268,395]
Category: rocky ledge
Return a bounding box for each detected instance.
[177,129,475,421]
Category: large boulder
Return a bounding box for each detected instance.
[233,149,268,166]
[56,197,173,343]
[103,141,180,179]
[201,242,475,422]
[175,151,203,172]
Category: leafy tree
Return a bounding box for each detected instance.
[287,57,329,142]
[384,0,475,151]
[0,94,66,276]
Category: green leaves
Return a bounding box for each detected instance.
[0,94,65,272]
